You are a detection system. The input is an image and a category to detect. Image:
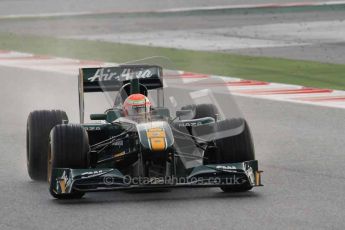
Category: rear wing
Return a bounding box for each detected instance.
[78,65,163,123]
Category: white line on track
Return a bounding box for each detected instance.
[0,1,345,19]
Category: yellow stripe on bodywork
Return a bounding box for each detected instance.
[59,180,66,193]
[255,171,263,186]
[114,151,125,162]
[147,128,166,151]
[150,138,166,151]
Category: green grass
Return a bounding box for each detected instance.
[0,33,344,90]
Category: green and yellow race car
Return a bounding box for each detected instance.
[26,59,262,199]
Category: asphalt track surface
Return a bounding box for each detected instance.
[0,0,333,16]
[1,1,344,230]
[1,66,345,230]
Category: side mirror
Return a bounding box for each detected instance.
[176,110,194,120]
[90,114,107,120]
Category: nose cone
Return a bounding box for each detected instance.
[137,121,174,152]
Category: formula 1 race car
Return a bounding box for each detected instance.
[26,59,262,199]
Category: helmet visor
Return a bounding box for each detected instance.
[126,104,149,116]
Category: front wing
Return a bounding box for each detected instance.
[50,160,263,195]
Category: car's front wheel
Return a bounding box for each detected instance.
[48,124,90,199]
[216,118,255,192]
[26,110,68,181]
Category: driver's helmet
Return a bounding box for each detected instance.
[123,93,151,116]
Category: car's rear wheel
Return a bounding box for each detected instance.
[26,110,68,181]
[181,103,219,120]
[216,118,255,192]
[176,103,219,140]
[48,124,90,199]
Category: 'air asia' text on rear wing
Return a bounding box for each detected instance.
[78,65,163,92]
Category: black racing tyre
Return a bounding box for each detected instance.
[220,185,253,193]
[48,124,90,199]
[26,110,68,181]
[216,118,255,192]
[181,104,219,120]
[216,118,255,163]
